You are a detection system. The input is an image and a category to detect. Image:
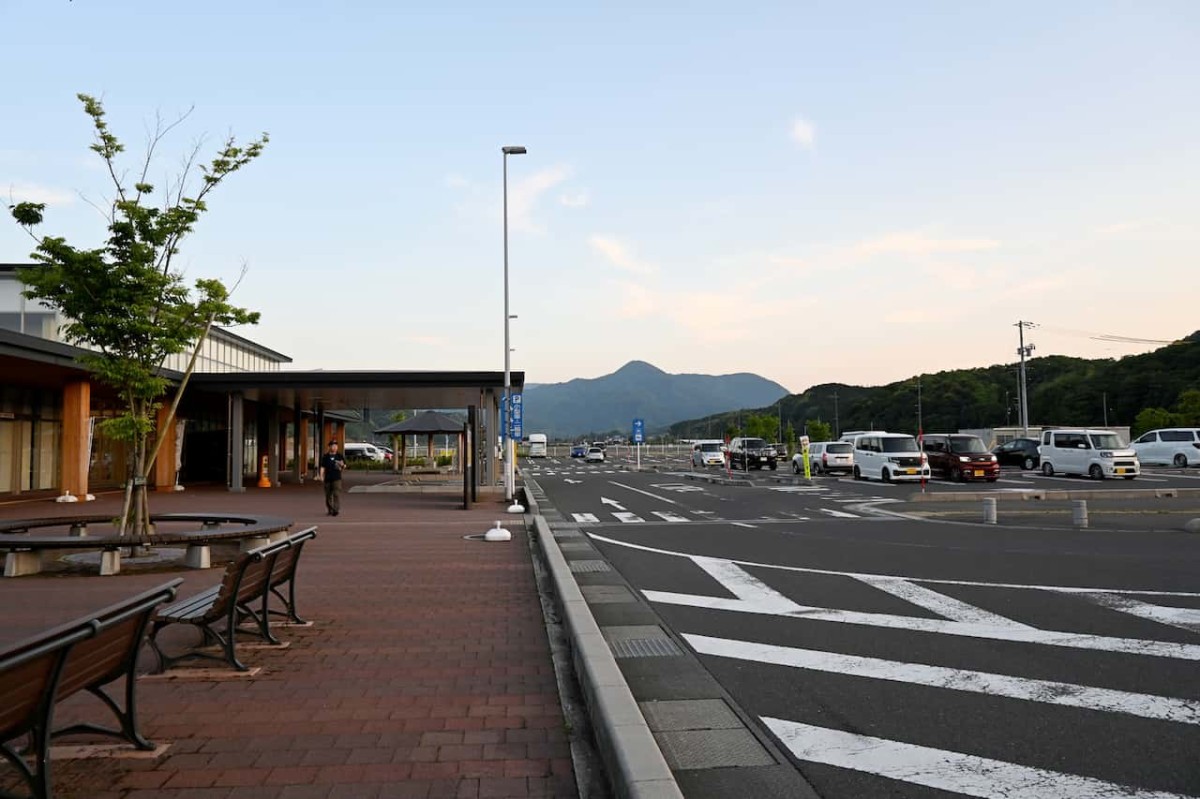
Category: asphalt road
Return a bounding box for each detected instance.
[525,454,1200,799]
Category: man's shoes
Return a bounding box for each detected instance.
[332,510,339,516]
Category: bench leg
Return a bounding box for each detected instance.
[99,550,122,576]
[184,544,212,569]
[4,551,41,577]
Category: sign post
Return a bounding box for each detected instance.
[800,435,811,480]
[510,393,523,441]
[632,418,645,471]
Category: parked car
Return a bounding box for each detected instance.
[692,441,725,467]
[992,438,1040,470]
[795,441,854,474]
[344,442,386,462]
[570,443,588,458]
[1038,429,1139,480]
[1130,428,1200,468]
[727,437,777,471]
[848,432,930,482]
[922,433,999,482]
[584,446,606,463]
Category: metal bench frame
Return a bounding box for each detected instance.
[148,528,317,672]
[0,580,183,799]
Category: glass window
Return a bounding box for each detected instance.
[1089,433,1124,449]
[881,436,919,453]
[1161,431,1194,442]
[1135,432,1158,444]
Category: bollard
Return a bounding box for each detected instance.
[982,497,997,525]
[1072,499,1088,529]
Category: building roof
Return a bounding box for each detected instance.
[375,411,465,435]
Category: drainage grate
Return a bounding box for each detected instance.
[568,560,611,573]
[609,637,683,659]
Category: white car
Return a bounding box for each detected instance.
[1038,429,1139,479]
[1130,428,1200,468]
[691,441,725,467]
[584,446,606,463]
[848,432,931,482]
[794,441,854,474]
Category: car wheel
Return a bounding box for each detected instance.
[792,461,801,474]
[1174,453,1188,468]
[1022,456,1035,471]
[769,463,777,471]
[1089,464,1104,480]
[1042,462,1054,477]
[882,468,891,483]
[950,466,962,483]
[853,466,862,480]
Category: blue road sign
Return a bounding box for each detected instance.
[510,393,523,439]
[632,418,645,444]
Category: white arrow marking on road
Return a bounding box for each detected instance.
[613,512,644,524]
[687,634,1199,725]
[762,718,1196,799]
[563,478,582,484]
[571,513,599,524]
[608,481,678,504]
[599,497,627,511]
[651,511,689,523]
[819,508,860,518]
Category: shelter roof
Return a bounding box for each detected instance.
[375,410,465,435]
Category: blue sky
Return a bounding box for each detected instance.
[3,1,1197,393]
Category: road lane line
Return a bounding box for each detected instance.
[819,508,860,519]
[651,511,689,523]
[856,575,1031,628]
[762,718,1197,799]
[612,512,644,523]
[686,634,1197,725]
[571,513,599,524]
[731,522,757,529]
[1083,593,1200,634]
[585,533,1200,598]
[608,481,678,504]
[691,558,799,611]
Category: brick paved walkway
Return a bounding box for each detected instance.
[0,479,576,799]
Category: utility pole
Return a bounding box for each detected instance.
[916,376,923,440]
[832,390,840,437]
[1103,391,1108,427]
[1015,321,1036,437]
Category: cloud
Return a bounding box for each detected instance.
[4,181,75,206]
[509,165,571,234]
[559,192,589,208]
[589,235,657,276]
[615,281,657,318]
[790,117,816,149]
[1093,221,1144,235]
[443,173,470,189]
[851,231,1000,258]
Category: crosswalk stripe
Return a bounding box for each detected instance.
[571,513,599,524]
[612,512,644,523]
[763,718,1195,798]
[651,511,689,523]
[856,575,1030,628]
[685,634,1198,725]
[1083,593,1200,634]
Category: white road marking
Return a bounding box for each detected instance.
[599,497,627,511]
[769,486,829,493]
[650,483,707,493]
[856,575,1030,628]
[585,533,1200,598]
[819,508,860,519]
[608,481,679,504]
[571,513,599,524]
[691,558,798,611]
[651,511,689,523]
[731,522,757,529]
[613,512,644,524]
[1083,593,1200,634]
[762,718,1196,799]
[692,510,715,515]
[564,478,582,484]
[687,634,1199,725]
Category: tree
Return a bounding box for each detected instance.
[9,94,267,541]
[805,419,833,442]
[1174,389,1200,426]
[1132,407,1177,437]
[784,422,796,458]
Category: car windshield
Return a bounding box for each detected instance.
[1089,433,1124,449]
[744,439,768,448]
[881,436,919,453]
[827,443,852,454]
[949,436,988,454]
[700,443,722,452]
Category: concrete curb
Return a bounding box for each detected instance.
[530,508,683,799]
[913,487,1200,502]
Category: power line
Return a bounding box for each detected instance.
[1033,324,1175,346]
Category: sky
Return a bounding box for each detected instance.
[2,1,1197,394]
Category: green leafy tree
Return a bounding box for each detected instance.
[1132,407,1177,437]
[745,413,776,440]
[805,419,833,442]
[784,422,796,457]
[1174,389,1200,425]
[10,94,267,541]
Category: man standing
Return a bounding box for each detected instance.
[318,440,346,516]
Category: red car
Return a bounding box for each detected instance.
[922,434,999,482]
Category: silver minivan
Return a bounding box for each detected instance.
[1038,429,1139,479]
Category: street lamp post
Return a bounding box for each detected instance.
[502,145,526,504]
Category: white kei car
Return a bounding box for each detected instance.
[584,446,606,463]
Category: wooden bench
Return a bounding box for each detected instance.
[148,528,317,673]
[0,514,293,577]
[0,579,183,799]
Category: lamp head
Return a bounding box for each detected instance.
[502,146,527,155]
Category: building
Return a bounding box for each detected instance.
[0,264,521,500]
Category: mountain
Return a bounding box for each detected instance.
[668,332,1200,439]
[522,361,790,439]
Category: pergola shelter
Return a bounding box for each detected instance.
[375,411,467,474]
